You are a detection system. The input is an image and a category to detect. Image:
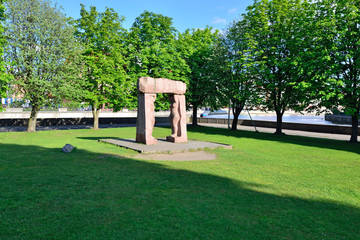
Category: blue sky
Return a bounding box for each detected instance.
[58,0,253,32]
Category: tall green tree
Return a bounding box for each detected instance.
[0,0,8,110]
[245,0,314,134]
[4,0,83,132]
[128,11,190,110]
[222,18,261,130]
[177,28,219,126]
[76,5,133,130]
[312,0,360,143]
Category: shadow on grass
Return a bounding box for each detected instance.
[180,125,360,155]
[0,143,359,239]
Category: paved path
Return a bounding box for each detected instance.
[198,123,355,142]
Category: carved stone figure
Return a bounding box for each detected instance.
[167,94,187,143]
[136,77,187,145]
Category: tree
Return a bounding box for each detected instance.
[221,18,261,130]
[0,0,8,110]
[311,0,360,143]
[177,27,220,126]
[244,0,314,134]
[76,5,133,130]
[128,11,190,110]
[4,0,83,132]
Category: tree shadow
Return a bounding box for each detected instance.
[0,143,359,239]
[180,125,360,155]
[76,125,172,142]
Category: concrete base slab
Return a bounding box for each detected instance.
[99,138,232,154]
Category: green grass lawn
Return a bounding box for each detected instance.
[0,126,359,239]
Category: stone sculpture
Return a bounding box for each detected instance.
[136,77,187,145]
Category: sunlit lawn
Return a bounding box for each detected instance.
[0,126,359,239]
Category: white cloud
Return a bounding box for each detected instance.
[212,29,226,35]
[212,17,227,24]
[228,8,237,14]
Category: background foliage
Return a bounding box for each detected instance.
[1,0,359,141]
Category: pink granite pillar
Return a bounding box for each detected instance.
[167,94,187,143]
[136,93,157,145]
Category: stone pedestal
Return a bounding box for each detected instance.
[136,93,157,145]
[167,94,187,143]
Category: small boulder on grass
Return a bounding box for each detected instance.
[62,144,75,153]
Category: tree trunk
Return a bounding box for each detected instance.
[231,106,243,130]
[350,114,359,143]
[192,106,198,126]
[27,105,39,132]
[275,110,284,135]
[92,107,100,130]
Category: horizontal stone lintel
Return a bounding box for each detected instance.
[138,77,186,94]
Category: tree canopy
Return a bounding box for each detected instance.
[243,0,314,134]
[4,0,83,131]
[220,17,262,130]
[310,0,360,142]
[178,27,220,125]
[76,4,133,129]
[128,11,190,110]
[0,0,8,110]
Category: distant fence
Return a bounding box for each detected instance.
[196,117,360,136]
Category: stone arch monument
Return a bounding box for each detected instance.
[136,77,188,145]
